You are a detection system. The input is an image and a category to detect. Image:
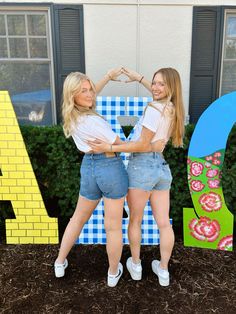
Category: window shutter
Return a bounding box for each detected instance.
[53,5,85,121]
[189,7,222,123]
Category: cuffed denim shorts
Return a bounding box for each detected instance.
[127,152,172,191]
[80,153,128,200]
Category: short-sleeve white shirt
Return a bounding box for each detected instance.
[71,115,117,153]
[131,101,174,143]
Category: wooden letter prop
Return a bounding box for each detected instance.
[183,92,235,251]
[0,91,58,244]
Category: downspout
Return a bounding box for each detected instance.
[136,0,141,96]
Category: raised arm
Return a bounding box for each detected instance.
[95,67,123,94]
[122,67,152,93]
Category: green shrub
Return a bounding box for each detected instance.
[18,124,236,230]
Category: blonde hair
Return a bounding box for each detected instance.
[152,68,185,147]
[62,72,98,138]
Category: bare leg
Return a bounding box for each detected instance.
[150,190,174,270]
[127,189,151,263]
[55,195,100,264]
[103,197,124,275]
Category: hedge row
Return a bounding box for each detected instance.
[11,124,235,230]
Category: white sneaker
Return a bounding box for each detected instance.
[107,263,123,287]
[126,257,142,280]
[151,260,169,286]
[54,259,68,278]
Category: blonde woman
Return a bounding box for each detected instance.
[54,69,128,287]
[89,67,185,286]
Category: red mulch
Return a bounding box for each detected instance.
[0,237,236,314]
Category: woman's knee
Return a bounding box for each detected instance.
[156,218,171,229]
[104,218,122,233]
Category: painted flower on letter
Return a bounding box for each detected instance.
[190,180,205,192]
[214,152,221,158]
[217,235,233,251]
[190,162,204,177]
[206,169,219,178]
[199,192,222,212]
[207,179,220,189]
[189,216,220,242]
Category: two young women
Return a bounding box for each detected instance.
[89,67,185,287]
[54,68,164,287]
[54,67,185,287]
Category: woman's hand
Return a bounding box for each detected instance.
[87,139,111,153]
[151,139,166,153]
[122,67,143,83]
[106,67,123,81]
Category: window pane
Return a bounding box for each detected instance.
[7,15,26,35]
[0,15,6,35]
[28,15,46,36]
[0,38,8,57]
[226,16,236,37]
[0,62,53,125]
[221,61,236,95]
[29,38,47,58]
[225,39,236,59]
[9,38,27,58]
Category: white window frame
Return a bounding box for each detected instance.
[219,9,236,97]
[0,6,56,125]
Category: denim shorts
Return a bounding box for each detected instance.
[80,153,129,200]
[127,152,172,191]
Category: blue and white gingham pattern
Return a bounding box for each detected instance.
[76,96,171,245]
[126,96,153,140]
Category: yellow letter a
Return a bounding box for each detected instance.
[0,91,58,244]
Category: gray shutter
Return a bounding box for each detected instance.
[53,5,85,121]
[189,7,222,123]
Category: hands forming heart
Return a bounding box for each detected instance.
[106,67,144,83]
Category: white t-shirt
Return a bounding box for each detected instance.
[71,115,117,153]
[131,101,174,143]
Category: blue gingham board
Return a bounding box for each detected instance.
[76,96,171,245]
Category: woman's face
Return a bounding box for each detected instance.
[74,80,94,108]
[151,72,168,101]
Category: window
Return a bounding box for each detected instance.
[220,11,236,96]
[0,10,55,125]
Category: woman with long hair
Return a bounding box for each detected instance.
[89,67,185,286]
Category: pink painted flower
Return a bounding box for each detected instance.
[217,235,233,251]
[204,162,212,168]
[205,155,213,161]
[212,158,221,165]
[207,179,220,189]
[214,152,221,158]
[199,192,222,212]
[190,180,205,192]
[187,158,191,165]
[189,216,220,242]
[190,162,204,177]
[206,169,219,178]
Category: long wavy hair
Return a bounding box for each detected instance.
[152,68,185,147]
[62,72,98,138]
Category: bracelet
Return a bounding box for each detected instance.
[110,144,113,152]
[139,76,144,83]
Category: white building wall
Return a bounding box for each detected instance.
[1,0,236,115]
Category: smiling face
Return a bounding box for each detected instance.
[151,72,168,102]
[74,80,94,108]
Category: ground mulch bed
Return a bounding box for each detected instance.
[0,237,236,314]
